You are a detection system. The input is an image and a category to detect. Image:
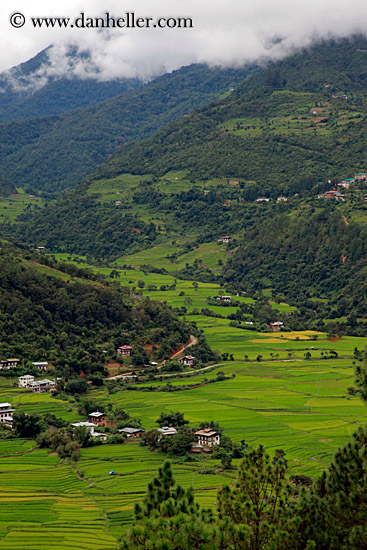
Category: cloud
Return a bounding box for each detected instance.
[0,0,366,89]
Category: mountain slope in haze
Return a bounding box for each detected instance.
[5,34,367,321]
[0,63,257,194]
[90,36,367,189]
[0,47,142,122]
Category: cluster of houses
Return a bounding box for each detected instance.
[214,295,231,303]
[0,359,49,371]
[322,173,367,201]
[18,375,55,393]
[158,426,221,453]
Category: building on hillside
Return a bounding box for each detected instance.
[0,359,20,370]
[221,296,231,303]
[255,197,270,203]
[29,379,55,393]
[355,173,367,180]
[179,355,196,367]
[221,236,231,243]
[194,428,220,449]
[32,362,49,371]
[325,190,344,200]
[269,321,284,332]
[117,345,133,357]
[71,421,107,441]
[36,247,45,253]
[277,197,288,202]
[18,375,35,388]
[89,411,107,427]
[158,427,177,438]
[119,427,145,438]
[0,403,15,425]
[338,182,350,190]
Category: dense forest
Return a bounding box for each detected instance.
[223,207,367,314]
[0,244,193,369]
[0,63,255,193]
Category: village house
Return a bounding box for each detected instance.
[255,198,270,203]
[32,362,49,371]
[0,359,20,370]
[89,411,107,426]
[179,355,196,367]
[158,427,177,438]
[36,246,45,253]
[117,345,133,357]
[221,236,231,243]
[270,321,284,332]
[325,190,344,200]
[194,428,221,449]
[71,421,108,441]
[119,427,145,438]
[355,173,367,181]
[0,403,15,425]
[18,375,35,388]
[30,379,56,393]
[221,296,231,303]
[277,197,288,202]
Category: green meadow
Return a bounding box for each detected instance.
[1,255,367,546]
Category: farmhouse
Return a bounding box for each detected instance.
[255,198,270,203]
[221,236,231,243]
[117,345,133,357]
[179,355,196,367]
[89,411,107,426]
[0,403,15,425]
[30,379,55,393]
[32,362,49,371]
[355,173,367,180]
[325,190,344,200]
[119,427,145,438]
[221,296,231,303]
[277,197,288,202]
[270,321,284,332]
[0,358,20,370]
[194,428,220,448]
[18,375,35,388]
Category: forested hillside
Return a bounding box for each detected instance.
[223,207,367,315]
[0,63,255,193]
[0,244,192,367]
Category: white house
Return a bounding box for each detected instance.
[0,359,20,370]
[179,355,196,367]
[30,379,55,393]
[194,429,220,448]
[18,375,35,388]
[0,403,15,425]
[117,345,133,357]
[158,427,177,438]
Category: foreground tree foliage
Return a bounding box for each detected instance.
[122,428,367,549]
[121,449,300,550]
